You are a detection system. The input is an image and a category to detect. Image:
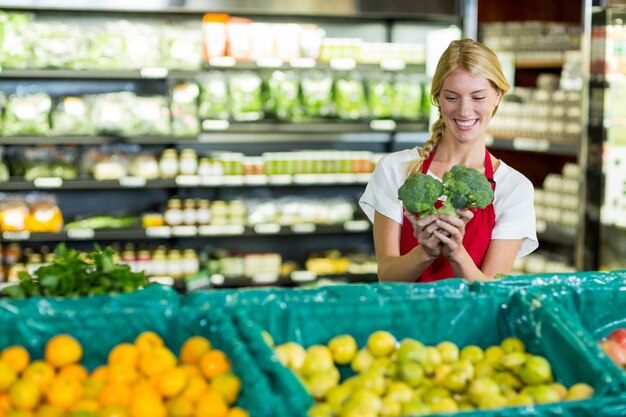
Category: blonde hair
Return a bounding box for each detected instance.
[407,38,511,176]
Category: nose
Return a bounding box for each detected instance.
[457,97,473,118]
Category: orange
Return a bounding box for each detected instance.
[34,404,65,417]
[210,373,240,405]
[1,347,30,374]
[9,379,41,411]
[199,351,230,381]
[179,337,212,366]
[22,361,55,393]
[165,397,194,417]
[155,368,187,398]
[128,394,166,417]
[106,364,138,386]
[180,376,207,403]
[0,393,11,413]
[90,366,108,383]
[45,377,83,410]
[72,398,99,413]
[58,364,88,382]
[82,378,105,400]
[0,361,17,392]
[98,383,131,407]
[194,391,228,417]
[44,335,83,368]
[107,344,139,368]
[139,347,176,378]
[134,333,164,354]
[179,365,201,378]
[226,408,249,417]
[6,411,35,417]
[97,404,128,417]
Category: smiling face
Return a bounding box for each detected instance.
[437,68,502,145]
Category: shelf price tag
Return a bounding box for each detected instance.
[289,58,316,68]
[202,120,230,131]
[330,58,356,71]
[513,137,550,152]
[343,220,370,232]
[149,276,174,286]
[252,272,278,284]
[33,177,63,188]
[254,223,281,234]
[2,231,30,241]
[175,175,201,187]
[209,56,236,67]
[222,175,244,186]
[145,226,171,238]
[268,175,292,185]
[67,228,95,240]
[356,173,372,183]
[380,58,406,71]
[119,176,147,188]
[293,174,319,184]
[201,176,224,186]
[244,175,268,185]
[370,119,397,131]
[185,276,211,291]
[256,57,283,68]
[140,67,168,78]
[209,274,226,286]
[198,225,244,236]
[172,225,197,237]
[291,223,316,234]
[291,270,317,283]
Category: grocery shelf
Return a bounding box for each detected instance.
[0,173,371,191]
[514,51,566,68]
[536,221,577,247]
[487,134,580,156]
[0,221,372,243]
[0,136,117,145]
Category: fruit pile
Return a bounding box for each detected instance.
[599,328,626,369]
[0,332,248,417]
[274,331,594,417]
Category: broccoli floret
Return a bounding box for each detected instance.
[398,173,443,215]
[442,164,494,212]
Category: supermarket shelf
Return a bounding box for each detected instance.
[0,136,119,145]
[536,221,577,247]
[186,272,379,290]
[0,173,371,191]
[0,221,372,243]
[514,51,566,68]
[487,134,580,156]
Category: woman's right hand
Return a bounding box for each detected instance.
[404,211,442,259]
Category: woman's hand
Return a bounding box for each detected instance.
[433,209,473,260]
[404,210,442,260]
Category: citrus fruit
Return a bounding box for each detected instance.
[367,331,397,357]
[45,335,83,368]
[210,373,241,405]
[107,344,139,368]
[9,379,41,410]
[179,337,212,366]
[1,347,30,374]
[199,351,230,380]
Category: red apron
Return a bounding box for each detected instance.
[399,148,496,282]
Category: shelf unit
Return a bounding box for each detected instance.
[0,0,472,286]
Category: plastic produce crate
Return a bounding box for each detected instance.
[232,290,626,417]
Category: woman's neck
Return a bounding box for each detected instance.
[433,140,486,168]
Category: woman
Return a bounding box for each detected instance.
[359,38,538,283]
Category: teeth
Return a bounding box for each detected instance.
[456,119,476,127]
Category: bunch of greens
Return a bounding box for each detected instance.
[2,244,150,299]
[398,164,494,218]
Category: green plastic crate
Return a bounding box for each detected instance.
[232,290,626,417]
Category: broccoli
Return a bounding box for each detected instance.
[398,164,494,218]
[398,173,443,215]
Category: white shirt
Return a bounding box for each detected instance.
[359,148,539,258]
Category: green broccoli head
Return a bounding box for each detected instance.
[442,164,494,210]
[398,173,443,215]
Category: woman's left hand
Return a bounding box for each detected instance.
[433,209,473,260]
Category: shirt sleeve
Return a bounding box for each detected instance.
[359,156,404,225]
[492,175,539,258]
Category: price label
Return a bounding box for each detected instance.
[201,176,224,186]
[2,231,30,241]
[380,58,406,71]
[33,177,63,188]
[119,176,147,188]
[185,276,211,291]
[172,225,197,237]
[293,174,319,184]
[245,175,268,185]
[252,272,278,284]
[67,228,95,240]
[149,276,174,286]
[202,119,230,131]
[334,173,356,184]
[209,274,226,285]
[343,220,370,232]
[291,223,316,233]
[198,225,244,236]
[268,175,292,185]
[356,173,372,183]
[209,56,236,67]
[145,226,171,238]
[140,67,168,78]
[254,223,281,234]
[222,176,244,186]
[291,270,317,282]
[175,175,201,186]
[289,57,316,68]
[330,58,356,71]
[370,119,397,131]
[513,137,550,152]
[256,57,283,68]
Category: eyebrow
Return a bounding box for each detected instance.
[442,89,488,94]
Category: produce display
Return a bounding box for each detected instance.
[398,165,494,217]
[0,331,248,417]
[1,244,149,299]
[599,328,626,369]
[274,332,595,417]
